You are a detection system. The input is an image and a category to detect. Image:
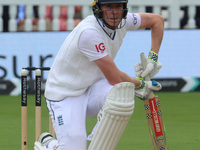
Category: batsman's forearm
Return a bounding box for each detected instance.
[107,71,141,87]
[151,17,164,54]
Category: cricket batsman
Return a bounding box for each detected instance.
[34,0,164,149]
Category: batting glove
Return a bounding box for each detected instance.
[135,78,162,100]
[135,50,162,79]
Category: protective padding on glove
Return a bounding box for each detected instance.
[135,55,162,79]
[135,80,162,100]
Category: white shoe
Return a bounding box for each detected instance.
[35,132,59,150]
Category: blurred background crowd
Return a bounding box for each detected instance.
[1,5,200,32]
[2,5,83,32]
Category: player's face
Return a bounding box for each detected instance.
[101,3,124,28]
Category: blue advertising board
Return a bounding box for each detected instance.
[0,30,200,94]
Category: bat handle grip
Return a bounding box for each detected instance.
[144,75,155,99]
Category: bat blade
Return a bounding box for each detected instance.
[140,52,169,149]
[144,96,169,150]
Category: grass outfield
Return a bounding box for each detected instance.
[0,92,200,149]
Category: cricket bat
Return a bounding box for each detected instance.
[140,53,169,150]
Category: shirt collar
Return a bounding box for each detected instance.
[98,19,116,40]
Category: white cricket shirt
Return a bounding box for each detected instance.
[45,13,141,100]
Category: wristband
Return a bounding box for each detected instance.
[148,50,158,63]
[135,78,146,90]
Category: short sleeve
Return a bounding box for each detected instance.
[78,29,108,61]
[125,13,141,31]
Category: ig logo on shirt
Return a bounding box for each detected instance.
[95,43,105,53]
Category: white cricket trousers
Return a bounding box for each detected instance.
[46,78,113,150]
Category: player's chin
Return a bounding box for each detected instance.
[107,20,121,28]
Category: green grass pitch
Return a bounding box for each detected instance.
[0,92,200,149]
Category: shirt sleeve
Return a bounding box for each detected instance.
[78,29,108,61]
[125,13,141,31]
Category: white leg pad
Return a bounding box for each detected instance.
[88,82,135,150]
